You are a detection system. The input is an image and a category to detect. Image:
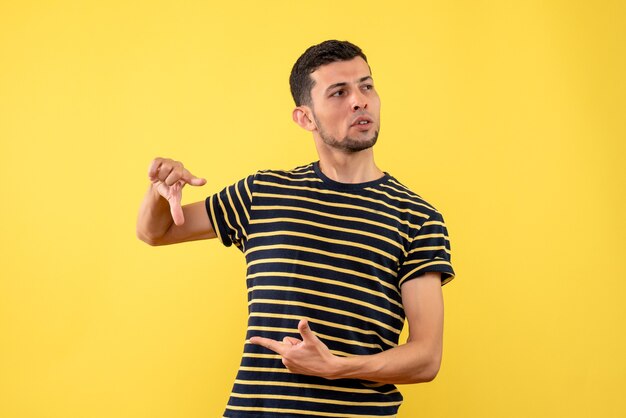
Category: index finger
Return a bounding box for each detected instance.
[181,168,207,186]
[249,336,287,355]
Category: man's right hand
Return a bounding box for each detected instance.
[147,158,207,226]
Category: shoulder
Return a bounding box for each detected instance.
[254,163,322,185]
[375,176,443,222]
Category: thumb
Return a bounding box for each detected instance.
[168,182,185,226]
[298,319,316,342]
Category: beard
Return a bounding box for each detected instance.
[313,113,379,153]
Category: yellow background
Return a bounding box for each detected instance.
[1,1,625,417]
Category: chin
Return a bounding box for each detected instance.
[343,133,378,153]
[318,128,379,153]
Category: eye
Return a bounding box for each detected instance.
[331,90,345,97]
[362,84,374,90]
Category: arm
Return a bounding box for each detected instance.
[136,157,216,246]
[249,271,444,384]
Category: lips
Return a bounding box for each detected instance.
[350,115,374,127]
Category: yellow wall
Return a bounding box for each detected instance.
[1,1,624,417]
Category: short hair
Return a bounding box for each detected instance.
[289,40,368,106]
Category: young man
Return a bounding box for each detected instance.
[137,40,455,417]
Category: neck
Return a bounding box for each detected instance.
[315,145,383,184]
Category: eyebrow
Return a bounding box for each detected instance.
[325,76,374,94]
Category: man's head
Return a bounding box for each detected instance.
[290,40,380,154]
[290,40,368,107]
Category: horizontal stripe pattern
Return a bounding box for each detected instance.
[206,162,455,417]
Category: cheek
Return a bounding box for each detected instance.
[319,111,342,128]
[372,96,381,110]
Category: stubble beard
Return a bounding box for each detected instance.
[314,113,380,153]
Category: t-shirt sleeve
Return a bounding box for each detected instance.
[205,174,255,251]
[398,210,455,287]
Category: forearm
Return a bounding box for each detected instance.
[328,339,441,384]
[136,183,174,245]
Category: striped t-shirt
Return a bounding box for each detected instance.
[205,161,455,418]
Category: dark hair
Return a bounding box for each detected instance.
[289,40,368,106]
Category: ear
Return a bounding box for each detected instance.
[292,106,316,132]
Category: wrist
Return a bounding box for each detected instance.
[326,354,363,380]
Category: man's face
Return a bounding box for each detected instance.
[307,57,381,153]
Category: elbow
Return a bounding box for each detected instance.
[419,360,441,383]
[136,228,162,246]
[407,354,441,384]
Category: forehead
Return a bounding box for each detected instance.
[310,57,372,90]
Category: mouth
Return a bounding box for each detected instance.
[350,116,374,128]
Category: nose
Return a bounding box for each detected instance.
[351,90,368,112]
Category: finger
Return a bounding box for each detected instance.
[157,164,174,183]
[164,166,184,186]
[168,182,185,225]
[283,336,302,346]
[298,319,316,342]
[148,158,163,179]
[181,169,207,186]
[249,336,287,355]
[188,177,207,186]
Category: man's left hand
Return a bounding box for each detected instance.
[249,319,340,379]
